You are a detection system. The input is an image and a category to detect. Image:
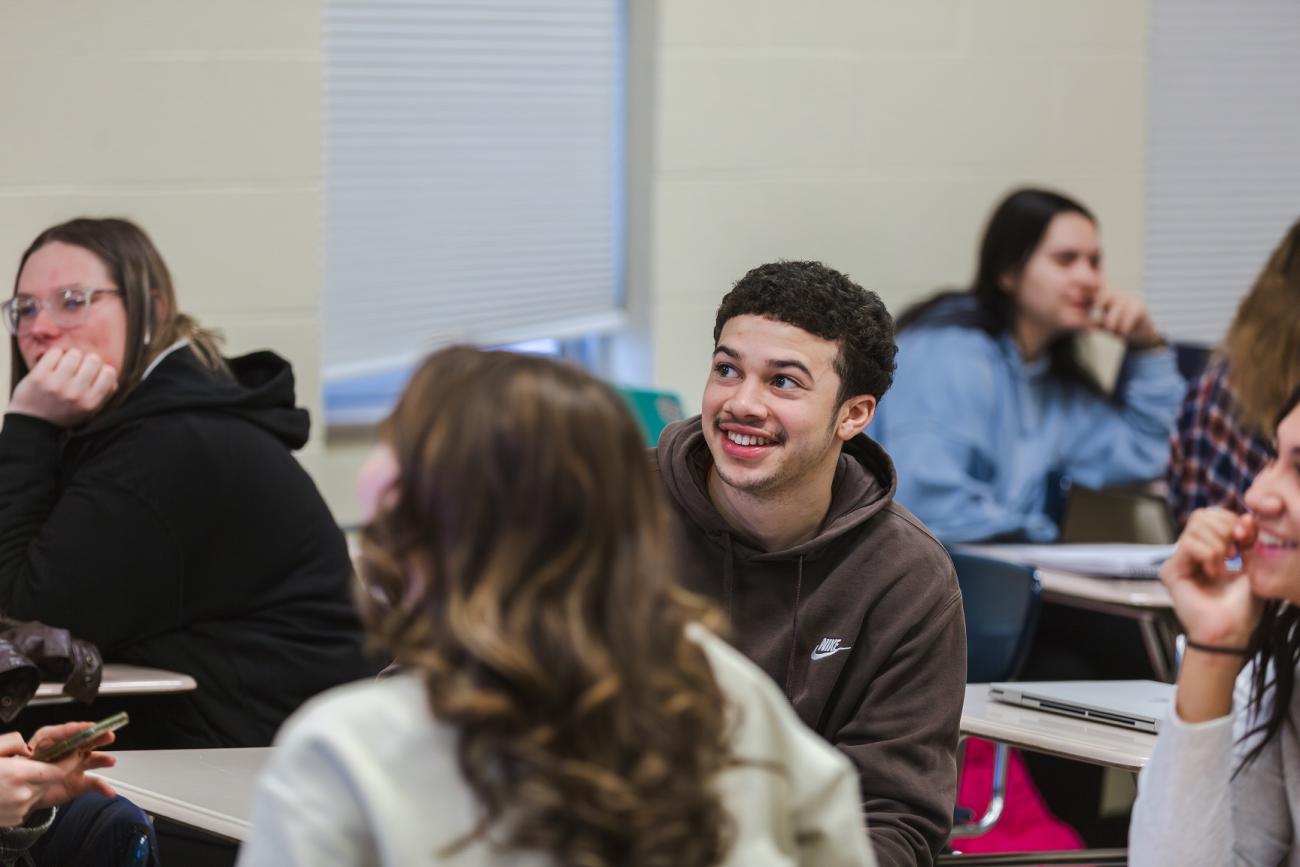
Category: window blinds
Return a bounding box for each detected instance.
[322,0,625,380]
[1143,0,1300,347]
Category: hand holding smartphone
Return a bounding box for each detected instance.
[33,712,129,763]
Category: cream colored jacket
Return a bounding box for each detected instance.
[237,625,876,867]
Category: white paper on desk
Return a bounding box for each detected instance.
[957,543,1176,579]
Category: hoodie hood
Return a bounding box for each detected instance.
[75,347,310,449]
[655,415,898,559]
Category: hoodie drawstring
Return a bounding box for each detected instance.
[721,535,736,622]
[782,555,804,696]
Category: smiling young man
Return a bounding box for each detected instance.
[655,261,965,867]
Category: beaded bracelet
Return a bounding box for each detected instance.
[1185,639,1251,657]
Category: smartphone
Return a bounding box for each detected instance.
[33,711,129,763]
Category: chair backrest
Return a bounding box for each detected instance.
[1172,341,1212,384]
[1059,484,1176,544]
[948,549,1042,683]
[615,386,686,446]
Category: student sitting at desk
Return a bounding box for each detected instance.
[1129,386,1300,866]
[873,187,1183,544]
[0,218,375,748]
[239,347,877,867]
[1167,216,1300,530]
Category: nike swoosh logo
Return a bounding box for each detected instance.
[810,646,852,661]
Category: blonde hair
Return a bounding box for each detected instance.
[1221,217,1300,435]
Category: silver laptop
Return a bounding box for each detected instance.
[989,680,1174,733]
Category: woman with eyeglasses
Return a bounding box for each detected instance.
[237,347,877,867]
[0,217,376,749]
[1129,386,1300,866]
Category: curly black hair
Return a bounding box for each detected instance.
[713,260,897,405]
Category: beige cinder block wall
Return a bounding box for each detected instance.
[648,0,1149,415]
[0,1,1150,522]
[0,1,326,466]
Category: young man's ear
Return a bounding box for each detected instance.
[835,393,877,442]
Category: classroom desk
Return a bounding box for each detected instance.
[29,664,198,707]
[94,748,268,842]
[961,683,1156,773]
[953,685,1142,864]
[955,542,1181,682]
[1036,569,1180,683]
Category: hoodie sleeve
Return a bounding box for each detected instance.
[0,413,183,651]
[837,563,966,867]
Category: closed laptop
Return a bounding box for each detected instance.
[989,680,1174,733]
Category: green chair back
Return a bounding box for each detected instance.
[615,386,686,446]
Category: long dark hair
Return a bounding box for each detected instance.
[11,218,226,410]
[1241,383,1300,768]
[357,346,735,866]
[897,187,1106,395]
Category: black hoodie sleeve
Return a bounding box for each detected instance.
[0,413,183,652]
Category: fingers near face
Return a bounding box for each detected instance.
[56,352,117,412]
[1181,508,1241,579]
[68,352,102,391]
[88,365,119,408]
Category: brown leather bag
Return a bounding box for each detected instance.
[0,620,102,722]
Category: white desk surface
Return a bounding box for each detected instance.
[94,748,269,842]
[94,690,1156,841]
[31,664,197,706]
[962,683,1157,773]
[1037,568,1173,610]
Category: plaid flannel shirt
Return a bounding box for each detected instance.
[1167,361,1275,530]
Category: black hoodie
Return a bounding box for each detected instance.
[657,417,965,867]
[0,347,376,748]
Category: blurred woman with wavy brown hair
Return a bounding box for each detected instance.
[1168,216,1300,529]
[238,346,876,867]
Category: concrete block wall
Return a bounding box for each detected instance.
[0,0,326,463]
[0,0,1150,519]
[648,0,1149,413]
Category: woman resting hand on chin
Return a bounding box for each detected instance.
[1129,385,1300,867]
[0,217,375,749]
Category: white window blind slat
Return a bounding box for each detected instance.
[323,0,624,382]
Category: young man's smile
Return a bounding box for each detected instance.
[718,421,783,458]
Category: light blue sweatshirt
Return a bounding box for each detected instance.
[872,325,1183,544]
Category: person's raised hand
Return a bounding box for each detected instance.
[1159,507,1263,648]
[7,347,118,428]
[1093,286,1163,349]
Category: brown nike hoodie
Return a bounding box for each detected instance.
[656,417,965,867]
